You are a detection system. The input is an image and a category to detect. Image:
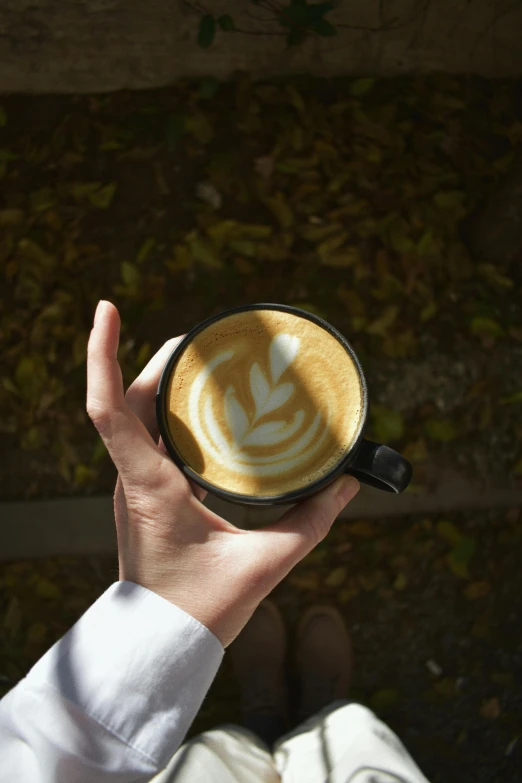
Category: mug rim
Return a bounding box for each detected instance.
[156,303,369,506]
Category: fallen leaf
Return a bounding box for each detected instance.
[324,567,348,588]
[350,78,375,97]
[321,247,361,267]
[27,622,47,644]
[366,306,399,336]
[500,391,522,404]
[511,457,522,475]
[446,535,476,579]
[89,182,117,209]
[368,688,399,712]
[436,520,462,545]
[347,521,378,538]
[188,233,222,268]
[424,419,458,442]
[359,571,384,591]
[469,317,504,338]
[4,598,21,636]
[480,697,501,719]
[471,610,493,639]
[287,573,319,590]
[136,237,156,264]
[393,573,407,591]
[120,261,141,288]
[263,195,294,229]
[35,578,60,600]
[433,190,465,209]
[464,581,491,600]
[433,677,456,698]
[402,438,428,463]
[370,406,404,442]
[338,586,359,603]
[491,672,514,687]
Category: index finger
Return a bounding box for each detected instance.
[87,300,163,479]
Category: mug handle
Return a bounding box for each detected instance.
[345,439,412,494]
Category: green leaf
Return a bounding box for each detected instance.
[35,578,60,600]
[90,438,108,465]
[0,148,19,162]
[15,355,48,402]
[74,464,97,487]
[500,391,522,404]
[469,317,504,338]
[512,457,522,475]
[264,195,294,229]
[188,233,222,268]
[369,688,399,713]
[217,14,235,31]
[314,18,336,36]
[447,536,476,579]
[228,239,256,257]
[370,406,404,442]
[88,182,117,209]
[166,113,185,151]
[366,306,398,336]
[324,567,348,587]
[198,78,220,100]
[420,302,438,322]
[136,237,156,264]
[121,261,141,287]
[30,188,57,212]
[424,419,458,442]
[0,106,6,126]
[433,190,465,209]
[185,112,214,144]
[349,78,376,96]
[198,14,216,48]
[436,520,462,546]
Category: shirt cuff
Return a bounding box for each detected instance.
[26,581,224,769]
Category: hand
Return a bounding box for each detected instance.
[87,300,360,647]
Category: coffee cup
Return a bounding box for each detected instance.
[156,304,412,506]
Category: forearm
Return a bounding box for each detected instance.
[0,581,224,783]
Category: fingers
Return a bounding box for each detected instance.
[158,435,207,502]
[188,478,208,503]
[87,301,163,480]
[125,335,185,439]
[251,476,360,579]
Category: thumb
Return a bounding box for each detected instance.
[252,475,360,582]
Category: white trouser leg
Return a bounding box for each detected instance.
[149,724,280,783]
[273,701,431,783]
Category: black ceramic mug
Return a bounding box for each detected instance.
[156,303,412,506]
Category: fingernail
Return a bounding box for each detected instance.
[94,300,108,324]
[336,476,360,505]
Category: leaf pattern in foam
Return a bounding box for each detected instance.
[256,382,293,419]
[270,334,300,385]
[250,362,270,418]
[242,410,305,447]
[224,386,249,444]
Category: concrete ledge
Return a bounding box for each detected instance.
[1,465,521,561]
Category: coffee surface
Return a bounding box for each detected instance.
[165,309,364,496]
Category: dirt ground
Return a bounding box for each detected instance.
[1,76,521,782]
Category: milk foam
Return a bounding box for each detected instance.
[166,310,364,496]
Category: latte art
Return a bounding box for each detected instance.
[165,309,364,496]
[189,333,330,476]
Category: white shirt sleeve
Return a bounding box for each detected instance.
[0,581,224,783]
